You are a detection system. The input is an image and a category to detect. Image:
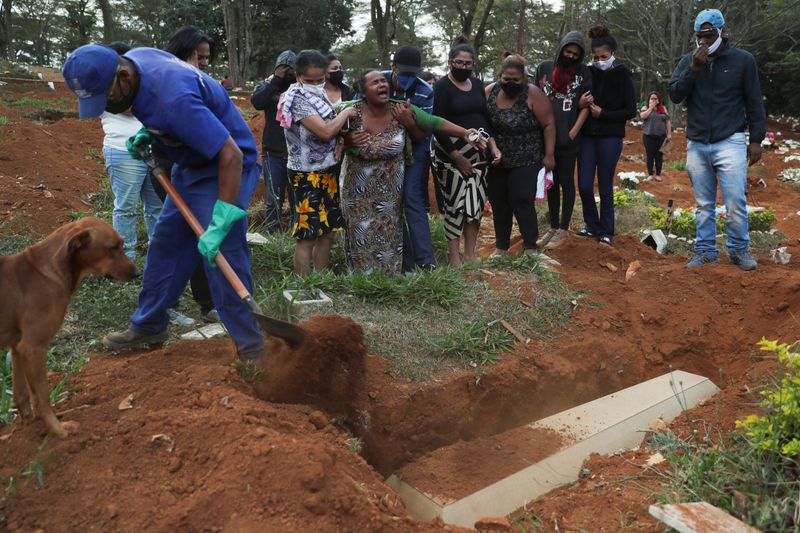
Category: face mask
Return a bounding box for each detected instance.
[396,73,416,91]
[560,55,579,67]
[697,29,723,55]
[592,55,615,71]
[451,67,472,82]
[302,82,327,98]
[105,77,135,114]
[329,70,345,86]
[500,81,526,97]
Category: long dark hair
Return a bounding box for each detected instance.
[588,25,617,52]
[164,25,215,63]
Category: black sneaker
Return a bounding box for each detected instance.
[576,228,595,238]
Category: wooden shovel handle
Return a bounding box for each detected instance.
[150,166,250,300]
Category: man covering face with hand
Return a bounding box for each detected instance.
[669,8,765,271]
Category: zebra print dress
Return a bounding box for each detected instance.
[340,102,407,275]
[431,138,489,240]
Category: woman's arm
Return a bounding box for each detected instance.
[298,107,356,141]
[639,105,653,120]
[529,86,556,170]
[393,102,427,144]
[570,108,589,140]
[666,118,672,139]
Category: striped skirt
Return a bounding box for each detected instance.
[431,137,489,240]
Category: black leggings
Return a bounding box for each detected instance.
[487,164,540,250]
[643,134,665,176]
[547,152,577,230]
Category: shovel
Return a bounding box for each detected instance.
[135,145,306,346]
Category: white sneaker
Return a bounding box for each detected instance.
[167,308,196,327]
[536,229,557,248]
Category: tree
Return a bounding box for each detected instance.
[221,0,252,86]
[0,0,11,59]
[96,0,112,41]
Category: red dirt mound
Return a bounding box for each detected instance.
[255,314,366,415]
[0,341,449,532]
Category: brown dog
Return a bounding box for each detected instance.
[0,217,137,437]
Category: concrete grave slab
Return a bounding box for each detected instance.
[387,370,719,528]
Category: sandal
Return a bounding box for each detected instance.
[598,236,613,247]
[576,228,595,238]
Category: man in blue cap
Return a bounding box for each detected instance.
[669,8,765,271]
[62,44,264,361]
[383,45,437,273]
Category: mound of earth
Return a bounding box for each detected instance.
[0,339,451,532]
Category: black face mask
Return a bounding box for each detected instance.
[560,55,579,67]
[328,71,344,86]
[451,67,472,82]
[105,78,135,114]
[500,81,526,97]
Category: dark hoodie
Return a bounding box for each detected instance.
[581,59,636,138]
[534,31,592,154]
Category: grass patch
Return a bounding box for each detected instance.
[661,340,800,531]
[0,116,9,126]
[433,320,515,366]
[664,159,687,171]
[0,350,13,425]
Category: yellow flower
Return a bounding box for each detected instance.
[293,173,301,187]
[293,214,310,232]
[318,201,329,227]
[307,171,322,188]
[322,173,338,195]
[296,198,315,214]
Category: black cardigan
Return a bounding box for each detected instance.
[581,63,636,138]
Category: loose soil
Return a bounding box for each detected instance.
[2,92,800,531]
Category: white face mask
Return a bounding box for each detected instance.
[302,82,327,98]
[697,29,723,55]
[592,55,615,71]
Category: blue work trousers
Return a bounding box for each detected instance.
[402,144,435,271]
[130,165,264,358]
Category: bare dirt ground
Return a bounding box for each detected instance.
[1,86,799,531]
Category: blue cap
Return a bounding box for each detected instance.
[62,44,119,118]
[694,9,725,32]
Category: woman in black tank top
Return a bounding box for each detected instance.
[485,55,556,256]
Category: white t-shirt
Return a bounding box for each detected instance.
[101,111,144,151]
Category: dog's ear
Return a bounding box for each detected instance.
[67,229,93,254]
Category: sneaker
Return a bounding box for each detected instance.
[202,309,221,323]
[102,328,168,351]
[576,228,595,238]
[489,249,508,259]
[167,308,196,327]
[545,229,569,249]
[685,252,721,269]
[536,229,557,248]
[729,250,757,271]
[598,235,613,247]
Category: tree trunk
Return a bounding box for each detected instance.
[0,0,11,59]
[515,0,525,54]
[371,0,393,68]
[97,0,113,42]
[222,0,252,86]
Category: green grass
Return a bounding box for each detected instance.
[664,159,687,171]
[0,116,9,126]
[0,350,13,425]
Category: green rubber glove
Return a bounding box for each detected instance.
[197,199,247,265]
[125,127,155,160]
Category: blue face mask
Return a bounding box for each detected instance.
[396,73,417,91]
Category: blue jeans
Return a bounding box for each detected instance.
[130,165,264,358]
[263,152,291,234]
[402,146,435,270]
[103,146,162,259]
[686,132,749,255]
[578,136,623,238]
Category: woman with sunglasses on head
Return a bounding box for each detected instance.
[485,54,556,258]
[432,37,500,266]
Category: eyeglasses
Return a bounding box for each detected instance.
[452,59,474,68]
